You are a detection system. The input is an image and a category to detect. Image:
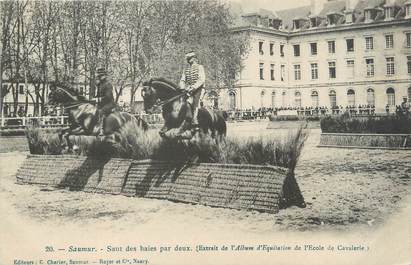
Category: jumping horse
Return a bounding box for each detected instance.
[48,82,148,151]
[141,78,226,141]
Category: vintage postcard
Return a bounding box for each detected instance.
[0,0,410,264]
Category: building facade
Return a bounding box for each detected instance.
[220,0,411,113]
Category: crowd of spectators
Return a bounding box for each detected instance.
[226,104,382,121]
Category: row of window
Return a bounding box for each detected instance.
[2,84,25,94]
[258,32,411,57]
[293,34,410,57]
[259,63,285,81]
[258,56,411,80]
[250,87,409,108]
[229,87,411,110]
[259,42,285,57]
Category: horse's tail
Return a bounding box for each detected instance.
[221,110,229,121]
[198,108,226,140]
[215,110,227,138]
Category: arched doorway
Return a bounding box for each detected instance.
[367,88,375,106]
[295,91,301,107]
[260,90,266,108]
[347,89,355,106]
[271,91,276,108]
[329,90,337,107]
[311,91,319,107]
[282,91,286,107]
[386,87,395,106]
[228,91,236,110]
[208,90,219,109]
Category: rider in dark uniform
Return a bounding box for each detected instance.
[401,97,410,115]
[94,68,116,135]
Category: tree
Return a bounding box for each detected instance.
[0,0,249,115]
[149,0,249,94]
[0,1,15,117]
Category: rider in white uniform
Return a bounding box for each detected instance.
[179,51,205,127]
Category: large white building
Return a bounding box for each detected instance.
[220,0,411,113]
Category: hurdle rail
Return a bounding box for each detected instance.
[0,115,69,129]
[0,113,164,130]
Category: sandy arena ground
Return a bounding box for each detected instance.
[0,122,410,265]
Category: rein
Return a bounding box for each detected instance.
[53,87,95,109]
[62,101,95,109]
[154,92,187,108]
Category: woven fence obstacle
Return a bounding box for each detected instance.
[16,155,305,214]
[319,133,411,150]
[16,155,132,194]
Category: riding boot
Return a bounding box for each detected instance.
[98,113,105,136]
[192,108,199,126]
[191,108,200,132]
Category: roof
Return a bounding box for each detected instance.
[242,9,279,19]
[319,0,347,17]
[234,0,411,33]
[276,5,311,30]
[355,0,386,11]
[258,8,280,19]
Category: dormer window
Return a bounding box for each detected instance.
[384,6,394,20]
[310,16,323,27]
[327,13,343,26]
[364,8,380,22]
[268,18,282,29]
[292,18,308,30]
[406,2,411,18]
[310,17,317,27]
[365,9,372,21]
[293,20,302,30]
[345,11,354,24]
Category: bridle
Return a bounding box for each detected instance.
[142,84,188,109]
[154,93,187,107]
[52,86,95,109]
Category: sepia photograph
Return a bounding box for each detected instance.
[0,0,410,264]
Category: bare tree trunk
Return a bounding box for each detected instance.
[24,66,28,115]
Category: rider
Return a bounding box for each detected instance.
[179,51,205,128]
[94,68,116,135]
[401,97,410,115]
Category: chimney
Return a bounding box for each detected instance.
[310,0,327,16]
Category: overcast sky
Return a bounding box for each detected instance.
[228,0,312,12]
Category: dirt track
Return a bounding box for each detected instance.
[0,124,410,265]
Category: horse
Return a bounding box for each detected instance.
[141,77,226,141]
[48,82,148,151]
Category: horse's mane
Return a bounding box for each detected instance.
[50,81,88,102]
[145,77,182,94]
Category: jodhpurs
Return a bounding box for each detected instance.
[186,87,204,121]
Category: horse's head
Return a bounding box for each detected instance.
[48,82,86,107]
[141,81,159,114]
[48,82,63,106]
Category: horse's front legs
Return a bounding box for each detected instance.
[60,126,84,152]
[58,127,71,149]
[159,125,168,138]
[159,119,173,138]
